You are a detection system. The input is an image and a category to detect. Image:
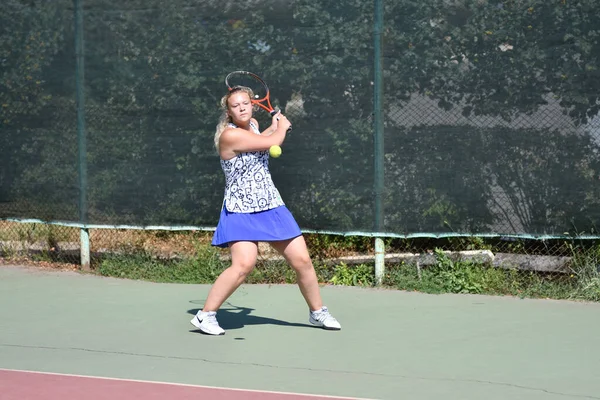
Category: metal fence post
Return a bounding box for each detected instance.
[373,0,385,285]
[74,0,90,270]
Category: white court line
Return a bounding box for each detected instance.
[0,368,375,400]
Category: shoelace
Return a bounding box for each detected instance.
[202,312,219,326]
[312,307,335,323]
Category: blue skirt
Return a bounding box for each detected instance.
[211,205,302,248]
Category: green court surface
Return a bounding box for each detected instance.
[1,265,599,400]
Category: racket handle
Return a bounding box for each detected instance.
[270,109,292,133]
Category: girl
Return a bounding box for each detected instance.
[190,86,341,335]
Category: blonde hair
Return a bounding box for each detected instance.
[214,86,255,151]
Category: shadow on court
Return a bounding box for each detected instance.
[187,305,314,332]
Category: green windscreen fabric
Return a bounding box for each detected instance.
[1,0,599,238]
[1,0,78,221]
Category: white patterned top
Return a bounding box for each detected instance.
[220,122,284,213]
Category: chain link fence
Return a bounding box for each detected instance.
[1,0,599,299]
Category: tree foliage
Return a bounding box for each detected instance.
[1,0,599,237]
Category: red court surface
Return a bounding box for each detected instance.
[0,369,367,400]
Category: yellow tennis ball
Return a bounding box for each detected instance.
[269,145,282,158]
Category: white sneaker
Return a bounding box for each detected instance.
[190,310,225,335]
[309,306,341,330]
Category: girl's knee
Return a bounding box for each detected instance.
[291,254,313,272]
[231,259,256,278]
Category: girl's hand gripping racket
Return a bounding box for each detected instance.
[225,70,292,133]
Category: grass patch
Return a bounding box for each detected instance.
[566,243,600,302]
[97,245,225,284]
[330,262,374,287]
[92,244,600,303]
[383,248,581,300]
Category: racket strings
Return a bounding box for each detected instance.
[227,73,269,100]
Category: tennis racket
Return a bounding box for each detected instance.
[225,70,291,132]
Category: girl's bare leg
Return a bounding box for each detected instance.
[202,241,258,312]
[270,235,323,311]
